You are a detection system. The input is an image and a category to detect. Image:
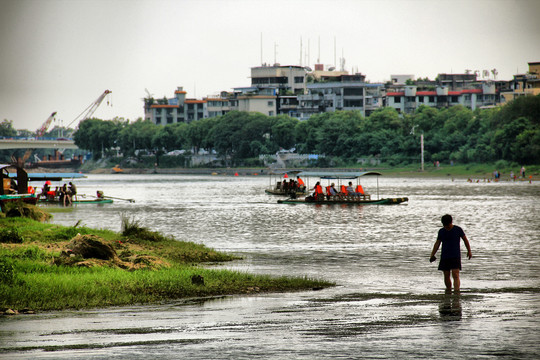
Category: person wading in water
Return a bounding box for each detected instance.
[430,214,472,292]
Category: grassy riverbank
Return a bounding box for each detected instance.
[0,211,332,312]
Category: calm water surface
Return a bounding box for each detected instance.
[1,174,539,359]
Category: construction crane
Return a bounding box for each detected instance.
[12,111,58,168]
[36,111,57,137]
[67,90,112,128]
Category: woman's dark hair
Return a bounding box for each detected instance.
[441,214,453,226]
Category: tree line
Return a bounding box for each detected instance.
[3,94,538,166]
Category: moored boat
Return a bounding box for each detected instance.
[0,164,38,210]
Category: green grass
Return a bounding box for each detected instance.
[0,214,333,311]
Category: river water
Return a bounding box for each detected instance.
[1,174,539,359]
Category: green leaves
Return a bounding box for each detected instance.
[70,94,540,165]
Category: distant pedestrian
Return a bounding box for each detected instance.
[430,214,472,292]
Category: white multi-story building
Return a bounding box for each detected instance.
[386,82,499,113]
[145,87,208,125]
[250,64,307,94]
[297,81,385,120]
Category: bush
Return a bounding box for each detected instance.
[2,202,51,222]
[0,227,24,243]
[121,213,168,242]
[0,259,14,284]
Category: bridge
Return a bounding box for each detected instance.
[0,138,78,150]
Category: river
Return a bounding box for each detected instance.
[1,174,539,359]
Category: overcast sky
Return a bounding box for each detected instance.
[1,0,539,131]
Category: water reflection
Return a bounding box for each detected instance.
[439,292,462,321]
[2,175,539,359]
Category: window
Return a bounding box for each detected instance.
[267,101,274,106]
[451,96,458,103]
[344,88,364,96]
[269,111,274,116]
[429,96,435,102]
[394,97,401,103]
[344,99,362,107]
[294,76,304,83]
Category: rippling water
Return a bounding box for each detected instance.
[1,174,539,359]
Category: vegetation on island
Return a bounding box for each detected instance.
[0,204,332,312]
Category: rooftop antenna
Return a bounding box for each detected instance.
[274,42,278,65]
[317,36,320,63]
[334,36,336,68]
[299,37,302,66]
[307,39,310,67]
[260,32,263,65]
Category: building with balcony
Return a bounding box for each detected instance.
[501,61,540,102]
[386,82,500,113]
[250,64,307,95]
[145,87,208,125]
[297,81,384,120]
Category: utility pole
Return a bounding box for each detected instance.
[421,133,424,171]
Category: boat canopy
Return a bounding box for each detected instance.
[10,172,87,181]
[268,170,303,176]
[298,171,382,179]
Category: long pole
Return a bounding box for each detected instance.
[421,133,424,171]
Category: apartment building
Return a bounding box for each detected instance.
[145,62,537,124]
[501,61,540,102]
[250,64,307,94]
[297,80,384,120]
[145,87,208,125]
[387,82,499,113]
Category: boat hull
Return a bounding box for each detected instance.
[39,198,113,204]
[265,189,307,196]
[0,194,38,206]
[278,197,408,205]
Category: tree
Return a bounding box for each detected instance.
[0,120,17,137]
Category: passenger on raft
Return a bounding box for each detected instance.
[346,182,357,196]
[296,176,306,192]
[312,181,323,198]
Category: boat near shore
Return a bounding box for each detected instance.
[276,171,408,205]
[0,164,38,210]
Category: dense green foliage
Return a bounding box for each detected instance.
[72,95,540,165]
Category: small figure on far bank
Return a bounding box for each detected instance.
[520,166,526,178]
[430,214,472,292]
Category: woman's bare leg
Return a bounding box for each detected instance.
[452,269,460,292]
[443,270,452,291]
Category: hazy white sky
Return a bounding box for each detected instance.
[1,0,539,131]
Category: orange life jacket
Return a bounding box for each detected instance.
[28,186,35,194]
[314,184,323,195]
[341,185,348,194]
[297,178,305,186]
[355,185,365,195]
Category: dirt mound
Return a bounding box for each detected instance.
[68,234,117,260]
